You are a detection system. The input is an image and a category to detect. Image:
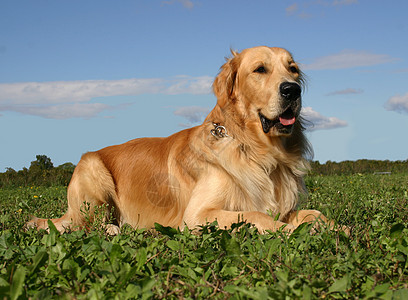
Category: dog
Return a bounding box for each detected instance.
[28,46,335,234]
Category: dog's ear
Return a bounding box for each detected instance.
[212,50,240,108]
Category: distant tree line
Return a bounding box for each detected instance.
[310,159,408,175]
[0,155,407,188]
[0,155,75,188]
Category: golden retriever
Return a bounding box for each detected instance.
[28,46,334,234]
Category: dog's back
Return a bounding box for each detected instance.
[27,127,199,232]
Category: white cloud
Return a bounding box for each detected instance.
[301,107,348,131]
[0,76,213,119]
[286,0,357,18]
[384,92,408,114]
[162,0,194,9]
[326,88,363,96]
[164,76,213,95]
[286,3,298,15]
[180,0,194,8]
[8,103,111,119]
[333,0,358,6]
[301,50,397,70]
[0,78,162,105]
[173,106,210,127]
[392,68,408,73]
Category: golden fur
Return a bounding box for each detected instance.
[28,46,333,234]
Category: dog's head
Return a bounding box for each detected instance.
[213,46,304,137]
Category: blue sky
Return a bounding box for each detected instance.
[1,0,408,171]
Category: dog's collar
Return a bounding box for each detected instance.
[210,123,229,138]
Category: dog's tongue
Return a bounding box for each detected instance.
[279,116,296,126]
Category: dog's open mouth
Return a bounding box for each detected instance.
[259,108,296,134]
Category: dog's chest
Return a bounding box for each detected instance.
[220,150,298,216]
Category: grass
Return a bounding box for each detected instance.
[0,173,407,299]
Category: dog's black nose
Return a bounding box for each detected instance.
[280,82,301,101]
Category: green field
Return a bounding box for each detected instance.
[1,173,407,299]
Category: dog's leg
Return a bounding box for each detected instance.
[182,176,295,233]
[285,210,350,235]
[26,153,118,233]
[190,208,295,233]
[284,209,330,227]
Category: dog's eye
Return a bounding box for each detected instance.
[254,66,266,73]
[289,66,298,73]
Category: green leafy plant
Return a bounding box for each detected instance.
[0,173,407,298]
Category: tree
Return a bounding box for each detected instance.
[29,155,54,171]
[57,162,75,172]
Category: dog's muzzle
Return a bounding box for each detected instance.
[259,82,301,134]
